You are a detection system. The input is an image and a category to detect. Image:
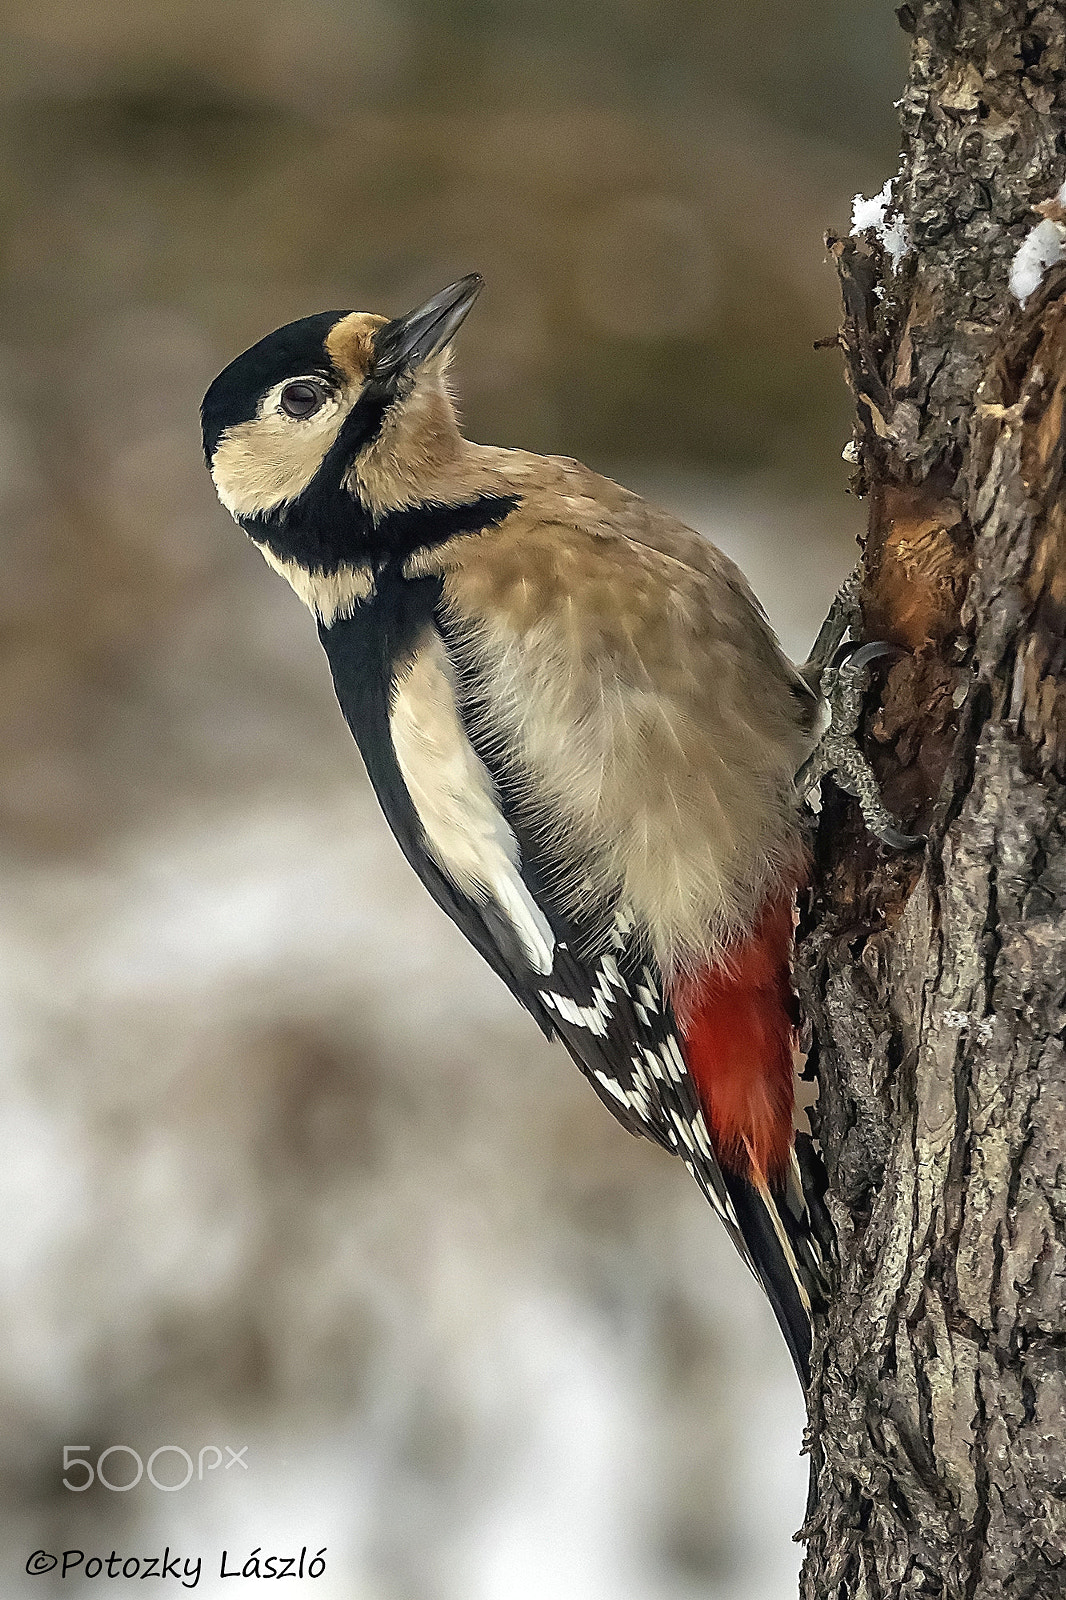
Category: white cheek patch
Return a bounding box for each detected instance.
[390,632,556,976]
[210,379,347,521]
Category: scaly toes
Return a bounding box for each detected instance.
[799,637,923,852]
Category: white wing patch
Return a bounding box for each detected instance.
[390,631,556,975]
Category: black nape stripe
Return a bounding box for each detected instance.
[243,482,519,575]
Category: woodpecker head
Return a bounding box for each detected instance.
[201,274,483,576]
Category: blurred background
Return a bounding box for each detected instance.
[0,3,905,1595]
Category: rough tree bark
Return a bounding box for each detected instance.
[798,5,1066,1598]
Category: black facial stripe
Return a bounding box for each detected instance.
[321,380,395,472]
[242,490,519,576]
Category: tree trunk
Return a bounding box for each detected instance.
[798,5,1066,1598]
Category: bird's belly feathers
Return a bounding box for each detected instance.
[438,535,812,974]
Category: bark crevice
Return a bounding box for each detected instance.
[800,4,1066,1596]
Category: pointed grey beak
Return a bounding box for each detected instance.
[372,274,483,382]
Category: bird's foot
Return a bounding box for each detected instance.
[804,566,862,678]
[797,639,923,852]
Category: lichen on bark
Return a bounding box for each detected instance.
[798,5,1066,1597]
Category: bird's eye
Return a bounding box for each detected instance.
[280,381,325,419]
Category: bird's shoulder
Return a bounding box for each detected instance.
[408,445,768,643]
[465,444,749,578]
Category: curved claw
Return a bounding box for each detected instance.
[822,742,925,852]
[831,639,907,673]
[878,822,925,851]
[793,750,820,797]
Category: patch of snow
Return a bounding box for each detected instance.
[881,212,909,271]
[851,180,892,235]
[1009,183,1066,306]
[851,179,909,271]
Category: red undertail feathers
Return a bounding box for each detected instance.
[669,894,798,1189]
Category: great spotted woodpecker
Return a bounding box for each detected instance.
[202,275,839,1384]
